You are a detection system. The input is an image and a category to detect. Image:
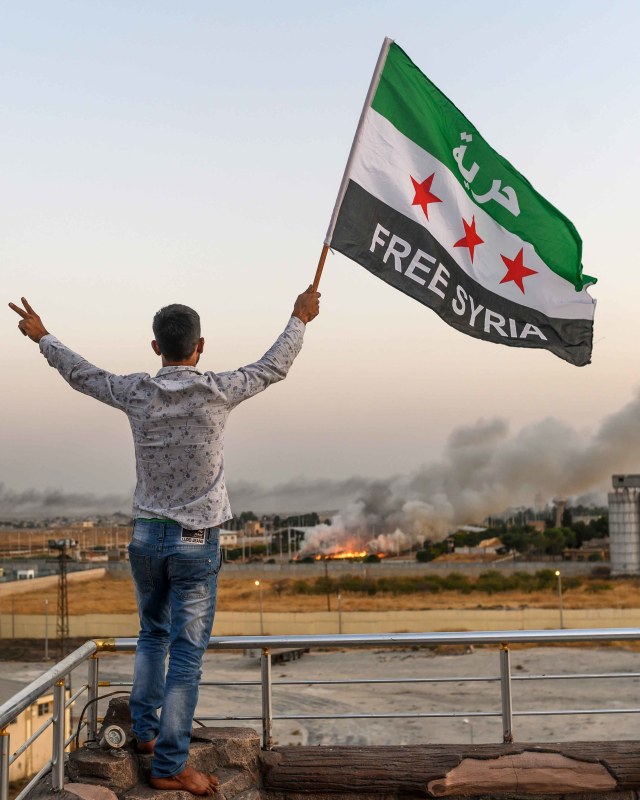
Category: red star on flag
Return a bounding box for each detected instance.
[410,173,441,220]
[500,248,538,293]
[453,216,484,263]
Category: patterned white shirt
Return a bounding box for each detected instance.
[39,317,305,529]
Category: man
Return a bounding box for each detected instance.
[9,288,320,795]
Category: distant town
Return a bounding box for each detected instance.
[0,500,610,584]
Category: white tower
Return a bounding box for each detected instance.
[609,475,640,575]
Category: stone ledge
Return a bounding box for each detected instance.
[67,748,139,793]
[57,721,264,800]
[123,785,193,800]
[190,727,261,773]
[24,720,640,800]
[266,793,639,800]
[64,783,119,800]
[264,742,640,797]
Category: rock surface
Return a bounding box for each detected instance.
[67,747,139,792]
[191,727,261,773]
[427,752,617,796]
[64,782,120,800]
[20,698,263,800]
[265,741,640,797]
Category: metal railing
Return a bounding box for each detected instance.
[3,628,640,800]
[0,640,97,800]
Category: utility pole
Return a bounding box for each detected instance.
[324,560,331,612]
[48,538,77,658]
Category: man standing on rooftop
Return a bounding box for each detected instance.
[9,288,320,795]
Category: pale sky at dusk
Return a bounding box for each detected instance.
[2,1,639,511]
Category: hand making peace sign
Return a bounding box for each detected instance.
[8,298,49,343]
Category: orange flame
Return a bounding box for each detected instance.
[314,550,368,560]
[331,550,368,559]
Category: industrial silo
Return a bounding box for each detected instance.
[609,475,640,575]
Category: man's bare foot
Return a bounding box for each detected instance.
[150,765,219,796]
[136,737,157,755]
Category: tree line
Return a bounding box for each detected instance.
[417,513,608,562]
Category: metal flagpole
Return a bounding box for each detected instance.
[311,36,393,292]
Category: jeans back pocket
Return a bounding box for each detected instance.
[129,550,155,594]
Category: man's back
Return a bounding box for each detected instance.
[127,366,232,528]
[38,315,305,527]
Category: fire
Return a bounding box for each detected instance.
[331,550,368,559]
[314,550,368,560]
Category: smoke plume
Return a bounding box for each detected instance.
[0,484,131,519]
[293,390,640,554]
[4,390,640,538]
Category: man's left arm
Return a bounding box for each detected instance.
[216,286,320,408]
[9,297,137,410]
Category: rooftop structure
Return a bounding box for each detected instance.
[608,475,640,575]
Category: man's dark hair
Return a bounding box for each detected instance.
[152,304,201,360]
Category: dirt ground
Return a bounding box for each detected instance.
[3,572,640,615]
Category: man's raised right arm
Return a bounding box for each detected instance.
[8,297,137,410]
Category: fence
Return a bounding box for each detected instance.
[3,628,640,800]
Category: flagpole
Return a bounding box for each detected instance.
[311,36,394,291]
[311,244,330,292]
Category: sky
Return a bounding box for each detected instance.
[2,0,640,514]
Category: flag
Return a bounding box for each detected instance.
[325,39,596,366]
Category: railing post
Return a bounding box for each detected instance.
[0,728,9,800]
[260,648,273,750]
[52,680,66,790]
[499,644,513,743]
[87,656,100,742]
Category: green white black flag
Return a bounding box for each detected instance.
[326,38,596,366]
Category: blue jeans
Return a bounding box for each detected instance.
[128,519,221,778]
